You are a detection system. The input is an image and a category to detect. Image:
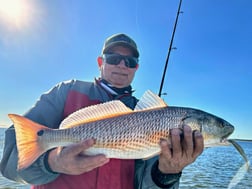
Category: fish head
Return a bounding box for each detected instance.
[182,109,234,147]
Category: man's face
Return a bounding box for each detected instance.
[98,46,138,88]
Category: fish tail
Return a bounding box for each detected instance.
[8,114,50,170]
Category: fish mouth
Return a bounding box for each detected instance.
[220,138,228,143]
[221,132,233,141]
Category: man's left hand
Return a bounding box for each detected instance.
[158,125,204,173]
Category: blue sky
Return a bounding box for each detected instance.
[0,0,251,139]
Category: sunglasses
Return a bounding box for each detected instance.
[102,54,138,68]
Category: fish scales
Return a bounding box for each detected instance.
[43,107,198,159]
[8,90,237,170]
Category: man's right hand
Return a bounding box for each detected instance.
[48,139,110,175]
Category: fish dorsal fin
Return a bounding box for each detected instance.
[134,90,167,111]
[60,100,133,129]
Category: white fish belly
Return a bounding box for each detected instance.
[83,145,161,159]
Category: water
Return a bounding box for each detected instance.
[0,128,29,189]
[179,142,252,189]
[0,128,251,189]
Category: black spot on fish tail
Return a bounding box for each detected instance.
[37,130,44,136]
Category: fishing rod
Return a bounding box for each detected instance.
[158,0,183,97]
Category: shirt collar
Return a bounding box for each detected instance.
[98,78,134,95]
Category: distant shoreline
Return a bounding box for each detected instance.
[232,138,252,142]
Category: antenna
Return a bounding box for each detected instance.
[158,0,183,97]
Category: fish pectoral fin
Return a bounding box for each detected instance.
[60,100,133,129]
[134,90,168,111]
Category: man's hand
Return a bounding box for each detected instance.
[158,125,204,173]
[48,139,110,175]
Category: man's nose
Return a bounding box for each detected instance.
[118,59,127,68]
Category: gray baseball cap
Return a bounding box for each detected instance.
[102,33,139,58]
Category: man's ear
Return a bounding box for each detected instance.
[97,56,103,68]
[135,64,139,70]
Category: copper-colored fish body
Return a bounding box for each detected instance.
[9,90,235,170]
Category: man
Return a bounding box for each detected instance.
[0,33,204,189]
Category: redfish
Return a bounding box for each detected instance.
[9,90,237,170]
